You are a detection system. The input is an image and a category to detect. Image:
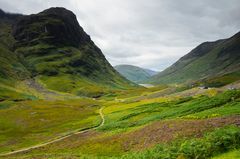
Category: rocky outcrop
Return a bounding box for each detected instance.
[0,9,22,23]
[12,7,91,47]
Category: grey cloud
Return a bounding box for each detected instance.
[0,0,239,71]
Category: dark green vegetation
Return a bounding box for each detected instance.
[0,7,240,159]
[148,32,240,85]
[101,90,240,132]
[114,65,158,83]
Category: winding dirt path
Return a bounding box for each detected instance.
[98,107,105,127]
[0,107,105,157]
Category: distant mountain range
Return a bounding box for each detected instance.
[147,32,240,87]
[0,7,134,99]
[114,65,158,83]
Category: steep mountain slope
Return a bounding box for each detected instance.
[0,9,35,100]
[148,32,240,86]
[0,8,134,98]
[0,9,27,82]
[114,65,158,83]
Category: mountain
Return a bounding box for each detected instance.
[114,65,158,83]
[0,7,134,99]
[148,32,240,86]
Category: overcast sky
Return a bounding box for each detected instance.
[1,0,240,71]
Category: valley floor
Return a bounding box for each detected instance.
[0,83,240,159]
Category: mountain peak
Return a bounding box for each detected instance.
[0,8,22,22]
[38,7,77,20]
[13,7,91,47]
[40,7,74,14]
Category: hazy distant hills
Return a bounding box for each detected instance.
[0,7,134,99]
[148,32,240,86]
[114,65,158,83]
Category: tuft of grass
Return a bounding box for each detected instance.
[0,86,38,101]
[211,149,240,159]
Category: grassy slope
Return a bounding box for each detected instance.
[148,32,240,85]
[15,43,133,97]
[100,90,240,132]
[0,99,101,154]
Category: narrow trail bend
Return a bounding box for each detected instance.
[0,107,105,157]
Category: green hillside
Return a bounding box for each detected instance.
[148,32,240,86]
[0,9,35,100]
[114,65,158,83]
[0,8,134,99]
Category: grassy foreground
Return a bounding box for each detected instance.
[0,88,239,159]
[0,99,102,154]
